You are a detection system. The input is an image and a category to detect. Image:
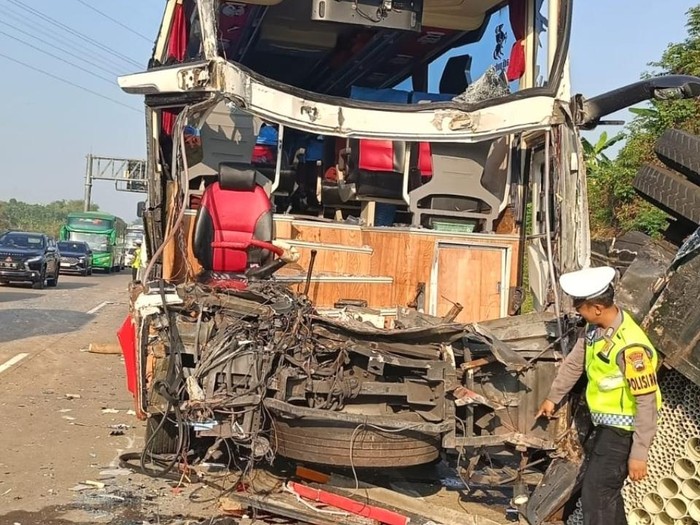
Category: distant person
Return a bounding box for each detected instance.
[131,240,142,281]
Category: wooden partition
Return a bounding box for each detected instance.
[275,217,520,323]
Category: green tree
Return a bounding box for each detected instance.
[586,4,700,238]
[0,199,99,237]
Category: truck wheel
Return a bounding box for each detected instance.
[145,414,181,455]
[32,268,46,290]
[633,164,700,225]
[47,267,59,287]
[654,129,700,185]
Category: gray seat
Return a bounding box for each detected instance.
[409,138,509,232]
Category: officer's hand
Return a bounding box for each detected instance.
[628,459,648,482]
[535,399,556,419]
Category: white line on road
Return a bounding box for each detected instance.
[0,353,29,374]
[86,301,111,314]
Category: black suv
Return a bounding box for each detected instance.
[0,231,61,289]
[57,241,93,276]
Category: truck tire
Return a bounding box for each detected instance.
[144,414,181,455]
[633,164,700,224]
[654,129,700,185]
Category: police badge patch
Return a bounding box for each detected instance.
[623,345,658,396]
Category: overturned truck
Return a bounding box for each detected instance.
[115,1,700,523]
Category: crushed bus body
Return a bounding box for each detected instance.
[116,1,700,524]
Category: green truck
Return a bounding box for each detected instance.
[60,212,126,272]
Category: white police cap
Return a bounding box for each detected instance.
[559,266,616,300]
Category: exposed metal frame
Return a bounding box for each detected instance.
[119,58,559,142]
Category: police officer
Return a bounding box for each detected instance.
[536,266,661,525]
[131,240,142,281]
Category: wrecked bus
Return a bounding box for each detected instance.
[116,1,700,523]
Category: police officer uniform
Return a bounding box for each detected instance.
[545,266,661,525]
[131,241,142,281]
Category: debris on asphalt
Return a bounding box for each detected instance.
[88,343,122,355]
[64,393,81,400]
[83,480,106,489]
[98,468,131,479]
[101,408,119,414]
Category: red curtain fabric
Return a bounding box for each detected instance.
[167,2,187,62]
[161,109,178,136]
[507,0,527,81]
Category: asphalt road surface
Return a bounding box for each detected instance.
[0,272,215,525]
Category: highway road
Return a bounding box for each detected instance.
[0,272,214,525]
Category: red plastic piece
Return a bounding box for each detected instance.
[288,482,409,525]
[117,314,137,396]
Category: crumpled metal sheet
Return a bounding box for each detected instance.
[465,323,529,372]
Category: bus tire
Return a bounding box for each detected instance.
[145,414,181,456]
[633,164,700,225]
[654,129,700,185]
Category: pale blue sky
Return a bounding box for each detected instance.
[0,1,696,221]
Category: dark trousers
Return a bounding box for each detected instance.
[132,267,138,281]
[581,426,633,525]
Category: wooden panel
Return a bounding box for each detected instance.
[274,217,293,239]
[290,223,365,247]
[435,245,504,323]
[291,246,372,275]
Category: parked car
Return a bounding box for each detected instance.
[0,231,60,289]
[57,241,93,276]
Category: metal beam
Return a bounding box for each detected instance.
[83,154,148,211]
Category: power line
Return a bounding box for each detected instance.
[2,7,127,76]
[0,30,116,84]
[0,19,123,78]
[4,0,143,69]
[0,51,142,114]
[74,0,152,43]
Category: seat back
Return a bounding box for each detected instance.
[439,54,472,95]
[193,164,274,274]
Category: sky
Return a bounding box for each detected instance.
[0,1,697,222]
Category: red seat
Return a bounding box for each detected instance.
[358,139,396,172]
[417,142,433,178]
[193,164,276,274]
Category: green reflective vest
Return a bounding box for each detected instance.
[584,311,662,431]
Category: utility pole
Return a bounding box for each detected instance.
[82,154,147,212]
[83,154,94,212]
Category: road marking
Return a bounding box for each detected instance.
[0,353,29,374]
[86,301,110,314]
